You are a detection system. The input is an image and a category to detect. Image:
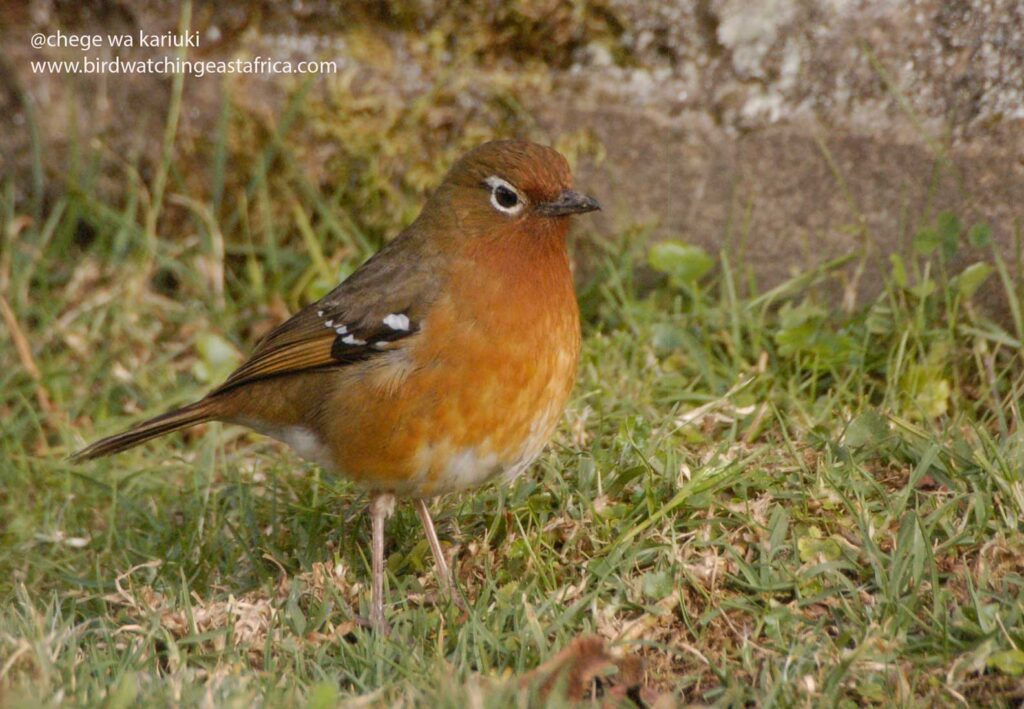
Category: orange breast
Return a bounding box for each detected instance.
[321,236,580,497]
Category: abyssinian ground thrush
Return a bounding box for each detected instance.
[74,139,600,630]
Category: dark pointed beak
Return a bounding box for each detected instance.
[537,190,601,217]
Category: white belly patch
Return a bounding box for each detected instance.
[239,420,335,471]
[442,447,501,490]
[408,427,550,496]
[276,426,333,468]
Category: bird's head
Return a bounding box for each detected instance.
[424,140,600,242]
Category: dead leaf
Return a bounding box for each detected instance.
[518,634,644,705]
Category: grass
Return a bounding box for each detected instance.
[3,71,1024,707]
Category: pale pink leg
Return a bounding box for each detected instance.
[369,492,395,632]
[415,498,464,608]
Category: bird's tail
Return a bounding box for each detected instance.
[71,399,216,461]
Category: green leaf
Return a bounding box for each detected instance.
[856,681,887,702]
[651,322,686,354]
[936,211,962,260]
[954,262,994,299]
[889,253,908,288]
[967,222,992,248]
[908,278,936,300]
[606,465,645,497]
[988,650,1024,676]
[192,332,242,384]
[865,301,894,335]
[648,241,714,285]
[915,213,962,259]
[902,360,951,419]
[844,410,890,449]
[641,570,674,601]
[778,301,827,329]
[774,302,824,355]
[285,591,306,636]
[913,226,940,255]
[105,672,139,709]
[797,529,843,563]
[774,319,817,355]
[307,682,341,709]
[773,302,860,367]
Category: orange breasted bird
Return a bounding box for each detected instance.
[73,139,600,631]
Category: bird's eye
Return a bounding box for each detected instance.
[494,185,518,209]
[484,176,525,216]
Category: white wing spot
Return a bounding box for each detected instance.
[335,325,348,334]
[317,310,324,317]
[382,313,410,331]
[324,319,334,328]
[342,334,367,346]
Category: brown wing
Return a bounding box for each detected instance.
[211,228,442,396]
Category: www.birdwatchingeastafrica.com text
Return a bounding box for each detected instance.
[31,55,338,77]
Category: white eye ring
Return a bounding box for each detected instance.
[484,175,525,216]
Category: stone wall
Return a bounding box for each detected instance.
[2,0,1021,307]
